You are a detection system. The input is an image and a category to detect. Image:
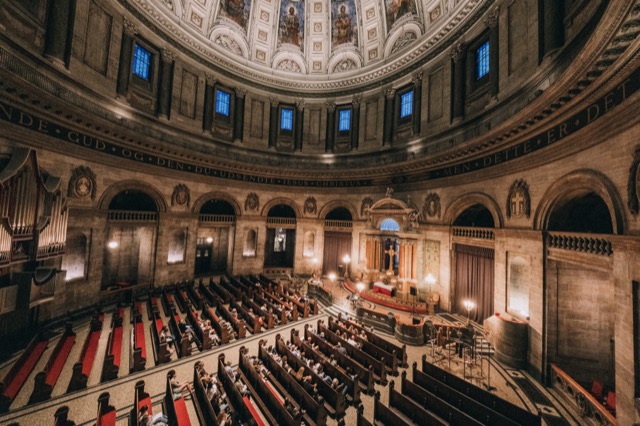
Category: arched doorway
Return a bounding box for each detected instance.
[323,207,353,275]
[545,192,616,387]
[452,203,495,322]
[265,205,296,269]
[196,199,236,275]
[103,189,159,290]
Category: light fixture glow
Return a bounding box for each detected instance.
[356,282,365,293]
[343,254,351,264]
[206,236,213,244]
[328,273,336,282]
[425,273,436,286]
[107,241,119,249]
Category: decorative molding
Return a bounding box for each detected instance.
[171,183,190,207]
[245,192,260,212]
[360,196,373,216]
[304,196,317,215]
[235,88,247,98]
[384,88,396,99]
[213,34,243,57]
[205,73,216,85]
[275,59,302,73]
[160,48,175,62]
[352,94,361,107]
[423,193,441,218]
[484,6,499,29]
[326,102,336,112]
[628,146,640,215]
[123,17,138,36]
[450,42,465,62]
[412,71,423,84]
[67,166,97,200]
[391,32,418,54]
[506,179,530,219]
[332,58,358,73]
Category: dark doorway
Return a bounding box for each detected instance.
[195,237,212,276]
[265,205,296,268]
[197,199,235,275]
[323,207,353,275]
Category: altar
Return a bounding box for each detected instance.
[373,281,396,297]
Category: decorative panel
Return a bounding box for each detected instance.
[428,66,443,121]
[179,69,198,119]
[83,1,112,75]
[250,99,264,138]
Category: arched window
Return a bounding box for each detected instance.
[380,218,400,231]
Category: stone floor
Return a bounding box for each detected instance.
[0,280,586,426]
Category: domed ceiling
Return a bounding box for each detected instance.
[128,0,485,93]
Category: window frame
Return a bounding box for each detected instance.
[213,86,234,125]
[337,108,352,133]
[129,38,158,93]
[395,85,415,128]
[467,32,491,94]
[279,106,295,135]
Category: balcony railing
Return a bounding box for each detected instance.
[452,226,495,240]
[324,220,352,230]
[267,217,296,227]
[107,211,158,223]
[550,364,616,426]
[547,232,613,256]
[199,214,236,224]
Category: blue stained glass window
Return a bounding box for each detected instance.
[380,218,400,231]
[132,44,151,81]
[281,108,293,131]
[338,109,351,132]
[400,91,413,119]
[215,90,231,116]
[476,41,490,80]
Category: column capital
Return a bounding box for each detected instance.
[235,88,247,98]
[384,88,396,99]
[123,18,138,36]
[270,98,279,107]
[352,94,362,107]
[411,72,423,85]
[205,73,217,86]
[296,100,305,111]
[326,102,336,112]
[450,42,466,62]
[485,7,500,29]
[161,49,175,63]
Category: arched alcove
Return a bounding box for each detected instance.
[453,204,495,228]
[243,229,257,257]
[200,199,236,215]
[62,233,88,281]
[508,256,530,319]
[325,207,352,220]
[265,204,297,268]
[547,193,613,234]
[267,204,297,218]
[108,189,159,211]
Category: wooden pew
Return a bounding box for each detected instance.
[230,297,262,335]
[239,346,306,426]
[421,355,541,426]
[216,299,246,339]
[68,313,103,392]
[129,317,146,373]
[147,293,161,321]
[101,308,124,382]
[219,275,242,299]
[128,380,153,426]
[185,306,210,351]
[242,293,275,329]
[150,311,171,365]
[96,392,117,426]
[192,364,220,426]
[304,325,376,394]
[229,275,254,296]
[202,304,231,344]
[389,381,448,426]
[218,353,276,426]
[409,366,518,426]
[165,370,192,426]
[291,329,361,405]
[187,284,205,310]
[262,289,299,322]
[199,280,221,306]
[208,276,231,304]
[318,320,387,384]
[131,301,143,324]
[275,334,347,419]
[338,313,408,368]
[169,309,192,358]
[54,405,74,426]
[254,290,288,325]
[373,393,411,426]
[29,322,76,404]
[0,333,49,412]
[278,288,310,318]
[258,340,328,425]
[328,316,399,376]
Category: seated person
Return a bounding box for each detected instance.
[168,370,192,400]
[138,404,168,426]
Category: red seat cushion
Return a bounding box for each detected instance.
[135,322,146,360]
[3,340,48,400]
[111,327,123,367]
[138,396,152,415]
[82,330,101,376]
[46,335,76,387]
[243,396,266,426]
[155,318,164,333]
[99,409,116,426]
[607,391,616,410]
[173,396,192,426]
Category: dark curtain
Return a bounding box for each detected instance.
[323,231,352,275]
[264,228,296,267]
[454,244,494,322]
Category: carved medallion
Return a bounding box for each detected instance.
[245,192,260,212]
[628,147,640,215]
[171,184,190,207]
[68,166,97,200]
[304,196,317,215]
[506,179,531,218]
[423,193,440,218]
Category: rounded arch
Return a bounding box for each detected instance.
[318,200,358,220]
[443,192,503,228]
[210,27,249,59]
[384,22,423,58]
[533,169,624,234]
[328,51,363,74]
[98,180,168,212]
[272,51,308,74]
[192,191,242,216]
[260,197,302,218]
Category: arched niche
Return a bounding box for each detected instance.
[453,204,495,227]
[319,201,358,220]
[192,192,242,216]
[534,170,624,234]
[507,255,530,319]
[325,207,353,221]
[380,217,400,231]
[243,229,257,257]
[444,193,503,228]
[61,233,89,281]
[303,231,315,258]
[168,228,188,264]
[99,180,167,212]
[261,198,301,218]
[199,199,237,215]
[108,190,159,212]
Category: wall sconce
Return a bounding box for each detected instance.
[107,241,119,249]
[206,236,213,244]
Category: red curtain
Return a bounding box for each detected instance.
[454,244,494,322]
[323,231,352,275]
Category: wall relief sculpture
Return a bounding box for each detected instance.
[628,146,640,215]
[506,179,531,219]
[423,193,440,218]
[245,192,260,212]
[67,165,97,200]
[304,196,317,215]
[171,184,190,207]
[360,196,373,216]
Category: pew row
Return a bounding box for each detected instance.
[30,322,76,404]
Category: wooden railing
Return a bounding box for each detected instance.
[550,364,616,426]
[324,220,352,230]
[266,217,296,226]
[547,232,613,256]
[107,211,158,222]
[199,214,235,224]
[452,226,495,240]
[30,280,56,306]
